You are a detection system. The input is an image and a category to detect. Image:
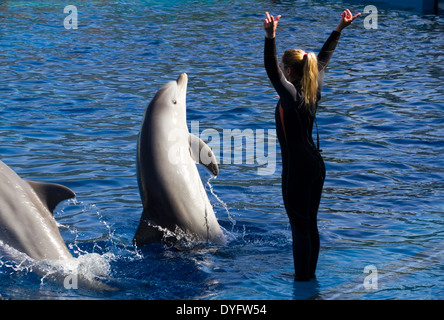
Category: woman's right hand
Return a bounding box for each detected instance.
[264,12,281,39]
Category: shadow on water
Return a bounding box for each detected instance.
[294,278,320,300]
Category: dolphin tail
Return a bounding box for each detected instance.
[133,212,164,246]
[26,180,76,214]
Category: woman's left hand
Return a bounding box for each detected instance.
[336,9,361,32]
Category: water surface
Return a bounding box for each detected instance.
[0,0,443,299]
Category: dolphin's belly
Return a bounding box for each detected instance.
[145,156,223,242]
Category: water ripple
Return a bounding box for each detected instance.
[0,0,443,300]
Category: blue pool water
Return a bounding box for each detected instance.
[0,0,443,300]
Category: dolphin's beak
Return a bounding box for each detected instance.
[176,73,188,101]
[177,73,188,90]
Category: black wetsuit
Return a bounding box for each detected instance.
[264,31,340,280]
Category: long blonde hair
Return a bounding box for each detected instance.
[282,49,319,115]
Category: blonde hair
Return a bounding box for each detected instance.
[282,49,319,114]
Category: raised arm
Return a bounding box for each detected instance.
[317,9,361,90]
[263,13,299,107]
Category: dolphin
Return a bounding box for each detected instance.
[0,160,75,261]
[0,160,118,291]
[133,73,226,246]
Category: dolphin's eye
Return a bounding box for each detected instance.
[172,99,177,104]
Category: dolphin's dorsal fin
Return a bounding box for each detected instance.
[26,180,76,214]
[189,134,219,176]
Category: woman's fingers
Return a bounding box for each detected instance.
[352,12,362,21]
[341,9,361,24]
[265,12,272,24]
[264,12,281,25]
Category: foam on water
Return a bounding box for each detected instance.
[0,199,117,292]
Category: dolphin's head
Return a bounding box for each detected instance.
[169,73,188,108]
[149,73,188,118]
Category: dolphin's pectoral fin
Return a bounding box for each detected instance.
[26,180,76,214]
[189,134,219,176]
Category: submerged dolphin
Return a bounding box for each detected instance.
[0,160,75,261]
[133,73,226,246]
